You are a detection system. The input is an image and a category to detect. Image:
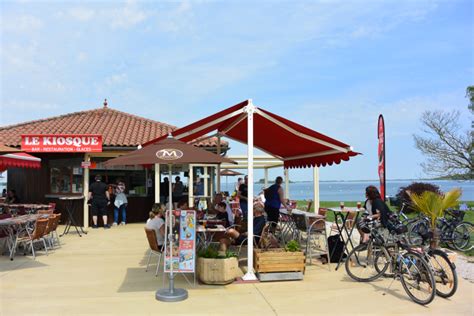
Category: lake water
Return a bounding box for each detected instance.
[220,180,474,202]
[1,179,472,202]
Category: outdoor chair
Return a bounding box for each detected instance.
[304,200,313,213]
[14,218,49,259]
[144,227,163,277]
[43,215,56,250]
[292,213,330,270]
[236,221,278,259]
[50,213,61,248]
[38,209,54,215]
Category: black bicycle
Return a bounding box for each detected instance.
[345,220,436,305]
[408,209,473,251]
[375,231,457,299]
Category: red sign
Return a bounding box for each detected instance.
[377,115,386,201]
[21,135,102,153]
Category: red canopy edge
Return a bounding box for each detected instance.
[143,100,360,168]
[0,153,41,172]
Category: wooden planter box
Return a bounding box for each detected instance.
[254,248,305,273]
[197,257,239,285]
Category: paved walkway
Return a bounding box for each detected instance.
[1,224,473,315]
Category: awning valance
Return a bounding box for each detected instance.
[0,153,41,172]
[144,100,359,168]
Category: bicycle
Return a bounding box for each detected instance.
[375,231,457,299]
[408,209,473,251]
[345,220,436,305]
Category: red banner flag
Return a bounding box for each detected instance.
[377,115,386,201]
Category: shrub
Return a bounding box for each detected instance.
[197,245,237,259]
[395,182,442,213]
[285,240,301,252]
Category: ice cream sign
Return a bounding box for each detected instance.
[21,134,103,152]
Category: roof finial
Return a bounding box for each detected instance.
[103,98,108,108]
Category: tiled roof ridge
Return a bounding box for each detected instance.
[0,106,176,131]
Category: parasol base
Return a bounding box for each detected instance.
[155,288,188,302]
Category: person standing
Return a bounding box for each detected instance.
[113,181,127,226]
[235,178,243,194]
[238,175,248,219]
[172,176,184,208]
[264,176,288,226]
[89,175,111,229]
[160,177,169,204]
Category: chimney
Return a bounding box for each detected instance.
[103,98,108,108]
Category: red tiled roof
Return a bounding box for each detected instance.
[0,106,227,149]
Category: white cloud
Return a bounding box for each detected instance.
[1,15,43,33]
[110,3,148,29]
[104,73,128,86]
[68,7,95,21]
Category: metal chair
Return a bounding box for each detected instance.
[292,213,330,270]
[14,218,49,259]
[144,227,163,277]
[50,213,61,248]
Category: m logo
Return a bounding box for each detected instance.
[156,148,184,160]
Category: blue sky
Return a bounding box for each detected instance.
[1,0,472,181]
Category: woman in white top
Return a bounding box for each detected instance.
[145,203,166,248]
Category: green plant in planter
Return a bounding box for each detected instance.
[408,188,462,248]
[285,240,301,252]
[198,245,238,259]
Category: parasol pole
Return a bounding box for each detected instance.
[156,163,188,301]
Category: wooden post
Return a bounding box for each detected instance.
[83,153,90,228]
[284,168,289,199]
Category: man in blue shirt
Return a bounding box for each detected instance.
[264,176,288,226]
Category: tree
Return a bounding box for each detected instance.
[413,93,473,179]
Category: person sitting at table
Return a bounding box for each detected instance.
[145,203,166,249]
[264,176,289,227]
[219,202,267,252]
[358,185,395,243]
[215,202,231,228]
[5,189,19,204]
[237,175,248,219]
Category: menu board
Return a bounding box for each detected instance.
[164,210,196,273]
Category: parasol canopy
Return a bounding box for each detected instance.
[105,136,235,167]
[0,152,41,172]
[219,169,244,176]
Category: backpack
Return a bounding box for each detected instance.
[327,234,347,263]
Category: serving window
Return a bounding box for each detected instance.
[50,158,83,194]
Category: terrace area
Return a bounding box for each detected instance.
[1,224,472,315]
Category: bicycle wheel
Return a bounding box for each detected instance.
[345,243,389,282]
[408,221,429,246]
[428,249,458,298]
[399,251,436,305]
[375,245,395,277]
[452,222,473,251]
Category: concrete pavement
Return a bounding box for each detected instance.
[1,224,472,315]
